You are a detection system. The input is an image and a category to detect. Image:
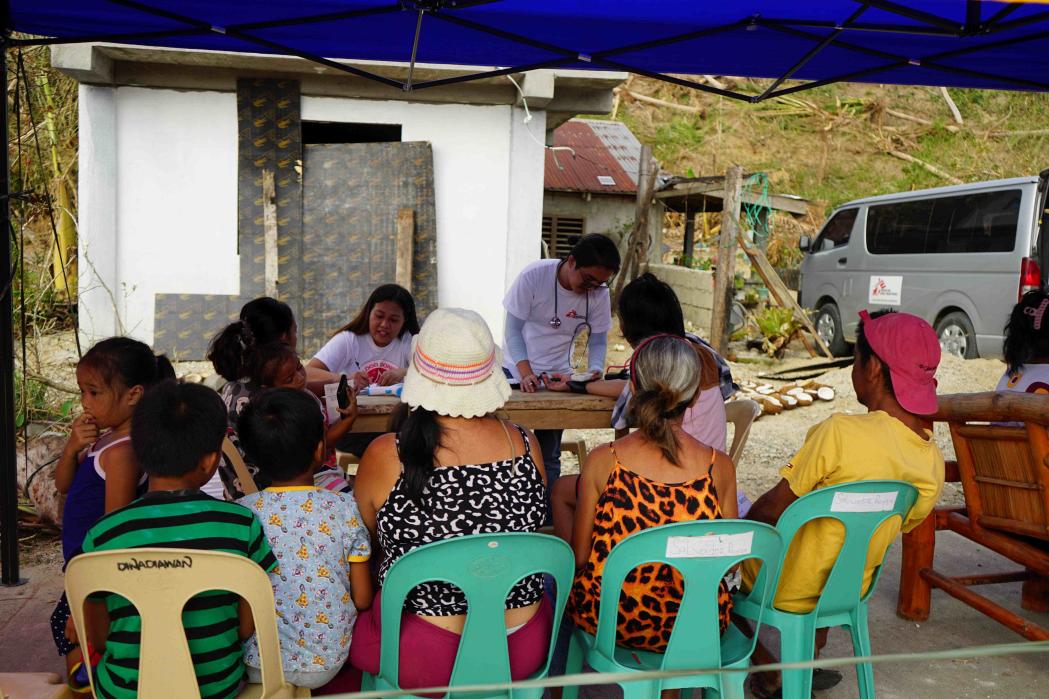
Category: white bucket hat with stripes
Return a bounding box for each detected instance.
[401,308,511,418]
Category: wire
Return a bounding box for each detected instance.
[14,50,30,492]
[505,74,576,170]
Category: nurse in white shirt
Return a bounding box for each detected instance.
[307,284,420,454]
[503,234,621,517]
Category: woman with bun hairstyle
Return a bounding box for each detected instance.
[207,296,297,497]
[568,334,737,652]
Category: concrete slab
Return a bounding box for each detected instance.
[1,534,1046,697]
[0,565,67,676]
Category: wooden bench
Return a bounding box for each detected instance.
[897,391,1049,641]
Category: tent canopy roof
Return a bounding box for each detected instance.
[9,1,1049,99]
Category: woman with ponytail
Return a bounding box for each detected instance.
[206,297,296,497]
[349,309,551,691]
[568,334,737,652]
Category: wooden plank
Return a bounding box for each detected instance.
[921,568,1049,641]
[612,145,658,306]
[655,182,810,216]
[740,234,833,358]
[710,165,742,354]
[262,169,278,298]
[350,392,617,433]
[395,208,414,291]
[934,391,1049,425]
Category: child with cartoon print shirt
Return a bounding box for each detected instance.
[237,388,372,689]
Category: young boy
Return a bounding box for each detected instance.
[77,381,277,699]
[236,388,372,689]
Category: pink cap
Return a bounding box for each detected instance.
[858,310,940,415]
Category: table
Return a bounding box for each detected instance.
[350,390,618,432]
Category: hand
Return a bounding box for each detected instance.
[351,372,370,391]
[65,615,79,645]
[336,392,358,421]
[544,373,571,392]
[519,374,543,393]
[377,369,405,386]
[66,414,99,456]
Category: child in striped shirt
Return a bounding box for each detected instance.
[77,382,277,699]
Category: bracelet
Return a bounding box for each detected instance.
[567,380,589,394]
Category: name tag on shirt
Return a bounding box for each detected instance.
[665,531,753,558]
[830,491,898,512]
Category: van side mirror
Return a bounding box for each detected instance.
[799,235,812,252]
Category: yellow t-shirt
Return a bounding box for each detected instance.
[743,411,944,613]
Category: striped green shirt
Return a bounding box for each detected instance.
[80,490,277,699]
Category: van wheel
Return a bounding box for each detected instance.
[935,312,978,359]
[815,303,849,357]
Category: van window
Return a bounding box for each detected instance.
[868,189,1021,255]
[813,208,858,252]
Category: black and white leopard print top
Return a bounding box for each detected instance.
[376,422,547,616]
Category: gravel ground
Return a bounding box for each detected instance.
[562,352,1006,509]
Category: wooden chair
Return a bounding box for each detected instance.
[897,391,1049,641]
[560,435,589,468]
[65,548,309,698]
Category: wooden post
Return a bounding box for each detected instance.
[710,165,743,354]
[612,145,658,306]
[896,513,936,622]
[395,208,414,291]
[682,213,695,266]
[262,169,278,298]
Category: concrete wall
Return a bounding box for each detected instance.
[543,191,663,262]
[641,262,714,336]
[77,86,545,346]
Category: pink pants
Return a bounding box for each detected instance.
[348,591,553,692]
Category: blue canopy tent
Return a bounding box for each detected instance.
[3,1,1049,583]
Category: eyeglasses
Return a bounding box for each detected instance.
[579,271,614,290]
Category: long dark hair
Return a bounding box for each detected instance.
[208,297,295,381]
[617,273,686,345]
[335,284,420,338]
[79,337,176,392]
[393,404,442,503]
[1004,289,1049,375]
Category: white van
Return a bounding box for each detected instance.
[798,172,1048,358]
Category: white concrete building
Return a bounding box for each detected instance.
[54,44,624,356]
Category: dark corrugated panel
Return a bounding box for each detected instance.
[544,120,638,195]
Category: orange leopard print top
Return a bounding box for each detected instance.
[568,446,731,652]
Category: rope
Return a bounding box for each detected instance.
[741,171,772,245]
[326,639,1049,698]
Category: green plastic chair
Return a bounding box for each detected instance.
[563,520,784,699]
[362,532,575,699]
[733,479,919,699]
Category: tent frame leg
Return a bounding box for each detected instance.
[0,35,26,587]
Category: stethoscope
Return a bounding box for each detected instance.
[549,259,590,329]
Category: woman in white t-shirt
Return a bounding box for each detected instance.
[997,289,1049,395]
[502,234,620,519]
[308,284,419,454]
[308,284,419,390]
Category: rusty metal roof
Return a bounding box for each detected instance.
[544,119,640,195]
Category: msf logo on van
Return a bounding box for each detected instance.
[868,276,902,306]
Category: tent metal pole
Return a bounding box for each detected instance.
[760,18,958,37]
[982,3,1022,30]
[855,0,961,32]
[757,4,870,101]
[0,33,23,587]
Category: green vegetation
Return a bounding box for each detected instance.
[599,77,1049,221]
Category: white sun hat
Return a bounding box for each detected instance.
[401,308,511,418]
